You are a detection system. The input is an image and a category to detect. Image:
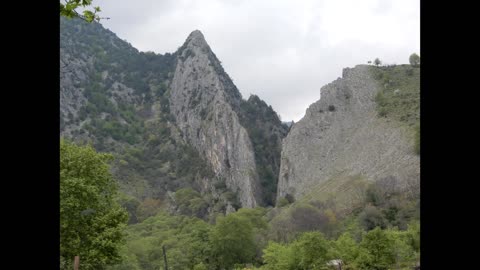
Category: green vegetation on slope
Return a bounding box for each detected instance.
[105,175,419,270]
[370,64,420,154]
[62,18,288,211]
[238,95,289,206]
[371,64,419,126]
[106,203,418,269]
[62,18,244,220]
[108,208,269,270]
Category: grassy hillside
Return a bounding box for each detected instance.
[371,64,420,154]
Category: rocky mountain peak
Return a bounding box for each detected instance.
[60,19,289,211]
[169,30,262,208]
[179,29,211,56]
[186,30,206,44]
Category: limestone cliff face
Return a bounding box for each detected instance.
[60,19,285,210]
[169,31,261,208]
[277,65,420,202]
[60,47,90,135]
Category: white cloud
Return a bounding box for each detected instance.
[94,0,420,121]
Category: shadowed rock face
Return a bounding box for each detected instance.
[277,65,419,202]
[169,30,261,208]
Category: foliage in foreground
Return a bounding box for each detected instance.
[60,140,128,270]
[60,0,104,22]
[262,225,419,270]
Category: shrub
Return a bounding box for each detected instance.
[277,197,290,207]
[285,193,295,204]
[359,205,387,231]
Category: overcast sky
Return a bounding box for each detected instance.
[93,0,419,122]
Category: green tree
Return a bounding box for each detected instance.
[193,262,208,270]
[262,241,297,270]
[294,231,331,270]
[263,231,332,270]
[210,214,256,269]
[235,208,269,263]
[60,140,128,270]
[174,188,209,218]
[136,197,162,222]
[108,211,212,270]
[329,232,360,270]
[409,53,420,67]
[355,227,395,270]
[358,205,387,231]
[386,229,416,269]
[406,220,420,253]
[60,0,104,22]
[277,197,290,207]
[374,58,382,66]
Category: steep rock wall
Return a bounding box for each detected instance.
[169,31,261,207]
[277,65,419,203]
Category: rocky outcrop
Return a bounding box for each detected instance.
[60,18,286,209]
[169,30,261,208]
[277,65,419,203]
[60,48,90,135]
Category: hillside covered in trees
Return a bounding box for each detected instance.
[61,140,419,270]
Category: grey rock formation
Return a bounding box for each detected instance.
[169,30,261,208]
[277,65,419,203]
[60,48,90,136]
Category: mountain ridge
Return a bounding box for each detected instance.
[60,18,287,215]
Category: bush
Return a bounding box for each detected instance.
[290,203,329,232]
[359,205,387,231]
[277,197,290,207]
[285,193,295,204]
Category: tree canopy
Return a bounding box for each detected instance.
[60,140,128,269]
[210,213,256,269]
[409,53,420,67]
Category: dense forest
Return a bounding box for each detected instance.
[61,139,419,270]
